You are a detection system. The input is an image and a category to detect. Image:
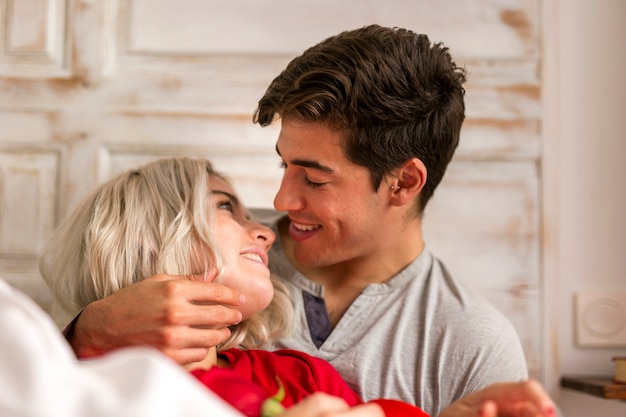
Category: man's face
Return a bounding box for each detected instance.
[274,119,391,268]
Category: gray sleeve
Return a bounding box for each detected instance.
[444,308,529,406]
[467,317,528,390]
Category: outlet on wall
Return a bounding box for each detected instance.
[574,292,626,347]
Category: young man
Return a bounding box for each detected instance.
[64,25,536,417]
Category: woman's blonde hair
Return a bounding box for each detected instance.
[39,157,292,350]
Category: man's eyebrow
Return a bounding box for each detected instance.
[275,144,335,174]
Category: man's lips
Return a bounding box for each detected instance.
[291,220,321,232]
[288,220,321,242]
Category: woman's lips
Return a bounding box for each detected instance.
[240,248,268,266]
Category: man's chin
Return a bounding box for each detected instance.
[293,246,334,269]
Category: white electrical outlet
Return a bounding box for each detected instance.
[575,292,626,347]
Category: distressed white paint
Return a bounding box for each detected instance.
[0,0,70,76]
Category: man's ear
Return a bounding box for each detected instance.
[389,158,427,206]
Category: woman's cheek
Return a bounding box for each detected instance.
[240,275,274,319]
[256,278,275,309]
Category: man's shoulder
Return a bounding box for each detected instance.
[416,252,517,330]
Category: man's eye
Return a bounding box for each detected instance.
[280,161,326,188]
[304,177,326,188]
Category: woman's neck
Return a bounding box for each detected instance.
[183,346,220,371]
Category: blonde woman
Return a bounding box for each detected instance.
[39,157,425,417]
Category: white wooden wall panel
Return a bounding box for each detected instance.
[122,0,538,57]
[0,0,544,381]
[423,160,540,376]
[0,148,60,251]
[98,144,282,208]
[0,147,61,310]
[0,0,70,77]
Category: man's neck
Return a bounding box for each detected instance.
[279,217,424,327]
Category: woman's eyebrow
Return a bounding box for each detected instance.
[210,190,241,207]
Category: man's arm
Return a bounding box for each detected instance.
[439,380,559,417]
[283,394,384,417]
[68,273,245,364]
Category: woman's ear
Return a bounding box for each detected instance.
[389,158,427,206]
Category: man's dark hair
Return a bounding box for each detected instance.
[254,24,467,214]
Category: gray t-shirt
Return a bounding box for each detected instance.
[265,214,528,417]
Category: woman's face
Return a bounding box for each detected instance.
[208,175,276,319]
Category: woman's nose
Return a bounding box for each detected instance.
[250,221,275,249]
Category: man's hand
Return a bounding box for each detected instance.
[68,270,245,365]
[280,393,384,417]
[439,380,558,417]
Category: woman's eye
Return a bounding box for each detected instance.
[217,200,234,213]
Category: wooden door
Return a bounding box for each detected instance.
[0,0,543,379]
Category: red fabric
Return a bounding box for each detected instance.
[194,348,361,408]
[370,399,430,417]
[191,348,429,417]
[191,366,273,417]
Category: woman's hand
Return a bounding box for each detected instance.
[68,270,245,364]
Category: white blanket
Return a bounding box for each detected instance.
[0,278,241,417]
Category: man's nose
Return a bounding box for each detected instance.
[273,176,304,212]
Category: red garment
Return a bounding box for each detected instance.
[191,348,429,417]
